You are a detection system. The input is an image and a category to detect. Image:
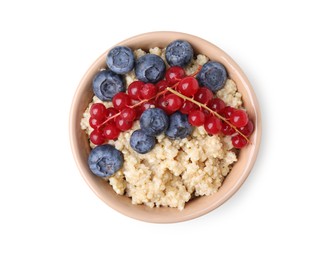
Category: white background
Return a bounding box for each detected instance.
[0,0,317,259]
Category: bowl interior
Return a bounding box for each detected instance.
[70,32,261,223]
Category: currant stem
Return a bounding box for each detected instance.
[166,87,250,143]
[189,65,202,77]
[97,84,179,129]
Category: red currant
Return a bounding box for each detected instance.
[208,98,226,113]
[180,100,198,114]
[115,117,133,131]
[134,106,143,120]
[155,95,165,108]
[163,94,183,112]
[90,103,107,120]
[103,124,120,140]
[220,106,236,119]
[202,108,210,116]
[155,95,174,115]
[221,122,235,135]
[89,117,103,129]
[140,83,158,99]
[238,120,254,136]
[177,77,199,97]
[128,81,144,100]
[165,66,185,85]
[105,107,118,117]
[231,134,247,148]
[156,80,168,92]
[188,110,205,126]
[90,129,105,145]
[194,87,213,104]
[120,107,136,122]
[140,100,155,113]
[105,107,119,124]
[204,116,222,135]
[112,92,131,111]
[230,109,248,127]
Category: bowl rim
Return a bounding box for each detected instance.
[69,31,262,223]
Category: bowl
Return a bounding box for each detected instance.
[69,31,261,223]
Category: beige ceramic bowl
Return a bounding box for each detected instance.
[70,31,261,223]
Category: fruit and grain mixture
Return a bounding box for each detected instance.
[81,40,254,210]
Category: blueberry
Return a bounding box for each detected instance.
[165,40,193,67]
[135,54,166,83]
[93,70,125,101]
[130,129,156,154]
[165,111,193,139]
[106,46,134,74]
[88,144,124,178]
[140,108,169,136]
[196,61,227,93]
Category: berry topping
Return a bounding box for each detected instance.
[105,107,119,117]
[165,66,185,85]
[128,81,144,100]
[130,129,156,154]
[90,129,105,145]
[165,112,193,140]
[165,40,193,67]
[93,70,125,101]
[140,108,169,136]
[155,95,174,115]
[208,98,226,113]
[90,103,107,120]
[156,80,168,92]
[180,100,198,114]
[139,100,155,113]
[177,76,199,97]
[204,116,222,135]
[112,92,131,111]
[238,120,254,136]
[221,122,235,135]
[134,107,143,120]
[163,94,183,112]
[115,117,133,131]
[102,124,120,140]
[197,61,227,93]
[230,109,248,127]
[88,144,124,177]
[135,54,166,83]
[104,107,119,124]
[140,83,158,99]
[194,87,213,104]
[106,46,134,74]
[231,134,247,148]
[87,43,254,153]
[88,117,102,129]
[188,110,205,126]
[120,107,136,122]
[220,106,236,119]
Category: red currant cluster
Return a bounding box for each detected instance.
[88,66,187,145]
[88,66,254,148]
[162,70,254,148]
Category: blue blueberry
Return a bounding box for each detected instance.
[88,144,124,178]
[196,61,227,93]
[93,70,125,101]
[130,129,156,154]
[135,54,166,83]
[165,112,193,139]
[106,46,134,74]
[165,40,193,67]
[140,108,169,136]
